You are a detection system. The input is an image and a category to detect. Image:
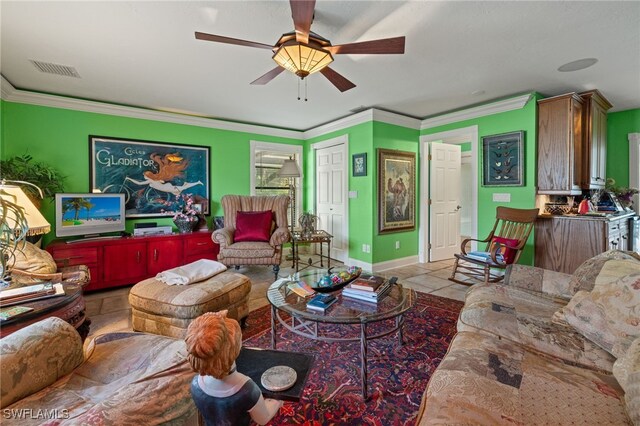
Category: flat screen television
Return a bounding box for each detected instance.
[55,193,126,238]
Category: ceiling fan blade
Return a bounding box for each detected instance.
[195,31,274,50]
[327,36,405,55]
[290,0,315,44]
[320,67,356,92]
[250,67,286,85]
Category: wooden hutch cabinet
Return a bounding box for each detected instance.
[579,90,612,189]
[537,93,584,195]
[46,232,219,291]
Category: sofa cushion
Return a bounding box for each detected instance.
[0,317,83,408]
[4,332,196,425]
[504,264,574,300]
[418,331,631,425]
[568,250,640,294]
[561,271,640,358]
[234,210,273,242]
[11,241,57,285]
[613,337,640,424]
[221,241,276,258]
[458,283,615,371]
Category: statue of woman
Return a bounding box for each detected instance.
[185,311,282,426]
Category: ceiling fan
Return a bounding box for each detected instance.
[195,0,405,92]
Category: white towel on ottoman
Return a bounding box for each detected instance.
[156,259,228,285]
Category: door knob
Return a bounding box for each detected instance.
[455,205,462,211]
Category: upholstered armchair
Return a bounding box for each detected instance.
[212,195,290,278]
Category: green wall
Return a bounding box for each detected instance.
[607,108,640,187]
[421,94,541,265]
[371,122,420,263]
[1,101,302,244]
[304,122,375,264]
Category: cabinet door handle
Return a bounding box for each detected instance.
[136,251,141,263]
[154,248,159,261]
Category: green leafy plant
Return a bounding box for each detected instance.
[0,154,66,199]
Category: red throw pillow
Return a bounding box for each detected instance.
[235,211,274,242]
[490,236,520,264]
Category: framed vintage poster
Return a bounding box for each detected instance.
[482,131,524,186]
[90,135,210,218]
[377,149,416,234]
[352,153,367,177]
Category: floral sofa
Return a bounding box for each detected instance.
[417,250,640,425]
[1,317,197,425]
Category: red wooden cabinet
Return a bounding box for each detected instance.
[148,239,183,276]
[46,232,219,292]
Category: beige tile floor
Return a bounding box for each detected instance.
[84,255,473,337]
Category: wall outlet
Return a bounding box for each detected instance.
[395,241,400,249]
[362,244,367,252]
[492,193,511,202]
[365,244,371,253]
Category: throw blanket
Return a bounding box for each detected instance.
[156,259,228,285]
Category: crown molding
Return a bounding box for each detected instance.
[303,108,420,139]
[420,93,534,130]
[0,76,304,140]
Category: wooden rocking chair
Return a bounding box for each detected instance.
[449,206,539,285]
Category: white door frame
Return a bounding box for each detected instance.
[629,133,640,215]
[419,125,478,262]
[311,134,349,261]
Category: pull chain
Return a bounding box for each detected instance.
[305,78,308,102]
[297,79,301,101]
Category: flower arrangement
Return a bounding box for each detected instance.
[606,178,639,208]
[173,193,199,221]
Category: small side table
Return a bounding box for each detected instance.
[291,230,333,272]
[0,283,90,341]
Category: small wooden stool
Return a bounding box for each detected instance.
[129,271,251,339]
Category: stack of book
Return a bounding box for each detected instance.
[0,283,65,307]
[306,293,337,312]
[342,275,397,303]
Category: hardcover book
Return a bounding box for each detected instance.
[306,294,337,311]
[350,274,386,292]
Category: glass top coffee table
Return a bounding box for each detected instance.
[267,269,416,399]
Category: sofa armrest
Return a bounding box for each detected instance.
[504,264,574,300]
[213,227,235,248]
[0,317,84,408]
[270,227,291,247]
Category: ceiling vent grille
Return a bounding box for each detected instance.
[30,60,81,78]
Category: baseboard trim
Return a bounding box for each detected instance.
[372,255,419,273]
[346,258,373,271]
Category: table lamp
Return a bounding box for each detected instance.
[0,180,51,286]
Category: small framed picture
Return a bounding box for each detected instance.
[352,153,367,177]
[481,131,525,187]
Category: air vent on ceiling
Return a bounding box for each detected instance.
[30,60,81,78]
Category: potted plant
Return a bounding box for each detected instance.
[605,178,639,209]
[0,154,66,202]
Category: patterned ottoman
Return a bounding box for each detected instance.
[129,271,251,339]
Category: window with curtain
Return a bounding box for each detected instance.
[251,142,302,227]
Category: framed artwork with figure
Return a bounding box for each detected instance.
[377,149,416,234]
[481,131,524,187]
[352,153,367,177]
[90,135,210,218]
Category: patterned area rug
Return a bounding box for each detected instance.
[242,292,464,425]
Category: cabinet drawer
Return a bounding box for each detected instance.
[185,235,215,255]
[51,248,99,266]
[608,220,628,235]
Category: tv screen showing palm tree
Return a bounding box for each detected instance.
[55,193,125,238]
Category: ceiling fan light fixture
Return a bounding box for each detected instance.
[273,42,333,78]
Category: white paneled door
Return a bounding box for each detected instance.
[316,143,347,262]
[429,143,462,261]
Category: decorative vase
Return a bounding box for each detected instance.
[174,217,198,234]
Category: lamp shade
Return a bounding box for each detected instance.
[278,158,301,178]
[273,42,333,78]
[0,184,51,236]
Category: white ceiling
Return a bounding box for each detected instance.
[1,1,639,131]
